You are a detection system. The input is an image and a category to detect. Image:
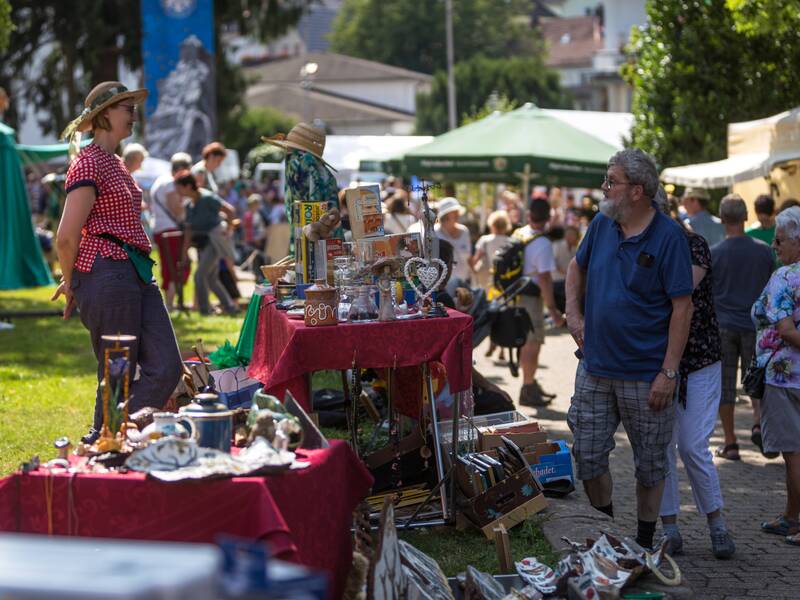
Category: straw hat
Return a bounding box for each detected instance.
[261,122,336,171]
[60,81,148,141]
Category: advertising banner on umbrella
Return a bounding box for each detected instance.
[401,105,621,188]
[140,0,216,160]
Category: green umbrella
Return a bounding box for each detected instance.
[0,121,53,289]
[402,104,619,188]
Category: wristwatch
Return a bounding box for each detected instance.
[660,368,677,380]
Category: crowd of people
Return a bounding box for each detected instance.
[35,81,800,557]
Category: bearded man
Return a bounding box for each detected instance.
[564,148,693,550]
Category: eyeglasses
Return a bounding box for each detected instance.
[774,236,792,246]
[115,104,137,116]
[602,177,636,189]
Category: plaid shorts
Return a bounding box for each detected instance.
[719,328,755,405]
[567,362,676,487]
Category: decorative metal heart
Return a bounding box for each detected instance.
[403,257,448,306]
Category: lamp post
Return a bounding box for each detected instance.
[445,0,457,131]
[300,61,318,123]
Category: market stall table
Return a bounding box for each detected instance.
[0,440,370,600]
[248,296,474,417]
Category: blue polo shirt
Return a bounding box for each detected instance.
[575,211,692,381]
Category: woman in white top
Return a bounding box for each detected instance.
[470,210,511,359]
[383,193,418,235]
[470,210,511,289]
[434,197,472,284]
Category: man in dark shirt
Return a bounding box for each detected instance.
[565,148,693,550]
[711,194,775,459]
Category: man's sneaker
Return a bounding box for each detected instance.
[710,529,736,559]
[662,530,684,555]
[519,383,552,407]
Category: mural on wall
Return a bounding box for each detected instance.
[141,0,216,160]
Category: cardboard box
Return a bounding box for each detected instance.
[523,440,574,487]
[462,467,547,538]
[478,421,548,451]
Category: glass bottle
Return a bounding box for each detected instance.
[348,285,379,321]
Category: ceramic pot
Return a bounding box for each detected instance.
[304,279,338,327]
[142,412,196,440]
[178,393,233,452]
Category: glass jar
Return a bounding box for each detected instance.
[348,285,379,322]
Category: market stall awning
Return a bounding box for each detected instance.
[660,150,800,188]
[400,104,626,187]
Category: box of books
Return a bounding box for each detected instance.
[345,185,384,240]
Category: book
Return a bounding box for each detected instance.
[356,232,422,265]
[345,185,384,240]
[314,238,345,284]
[294,201,331,283]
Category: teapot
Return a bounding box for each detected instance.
[142,412,196,440]
[178,393,233,452]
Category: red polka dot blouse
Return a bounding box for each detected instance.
[65,143,151,272]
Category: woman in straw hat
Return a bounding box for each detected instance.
[262,122,342,252]
[52,81,183,444]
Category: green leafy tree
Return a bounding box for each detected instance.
[0,0,12,52]
[330,0,538,74]
[415,55,570,135]
[0,0,309,143]
[623,0,800,169]
[726,0,800,35]
[221,106,297,158]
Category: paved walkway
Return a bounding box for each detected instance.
[473,326,799,600]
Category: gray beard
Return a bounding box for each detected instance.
[599,198,625,221]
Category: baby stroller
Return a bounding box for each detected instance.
[466,277,535,377]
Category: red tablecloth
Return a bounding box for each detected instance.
[0,440,371,600]
[248,296,473,416]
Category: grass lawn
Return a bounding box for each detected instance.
[0,284,557,575]
[0,284,246,474]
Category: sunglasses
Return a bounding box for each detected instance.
[115,104,137,116]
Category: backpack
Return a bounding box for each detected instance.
[492,230,545,296]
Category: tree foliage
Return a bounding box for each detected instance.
[415,54,570,135]
[0,0,12,53]
[221,106,297,159]
[330,0,539,75]
[622,0,800,169]
[725,0,800,36]
[0,0,308,143]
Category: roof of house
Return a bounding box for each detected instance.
[243,52,433,84]
[540,15,602,68]
[246,83,415,125]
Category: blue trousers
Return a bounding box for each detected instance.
[71,255,183,430]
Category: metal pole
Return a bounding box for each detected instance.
[445,0,457,131]
[424,363,449,518]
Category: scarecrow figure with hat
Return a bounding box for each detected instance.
[262,123,343,261]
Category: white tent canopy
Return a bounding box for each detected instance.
[661,107,800,188]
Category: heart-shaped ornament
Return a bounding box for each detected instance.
[404,257,448,306]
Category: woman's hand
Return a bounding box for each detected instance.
[51,279,76,320]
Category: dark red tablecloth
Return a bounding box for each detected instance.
[0,440,371,600]
[248,296,473,416]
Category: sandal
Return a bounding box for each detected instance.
[762,515,800,536]
[715,443,741,461]
[787,533,800,546]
